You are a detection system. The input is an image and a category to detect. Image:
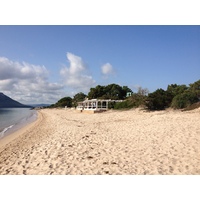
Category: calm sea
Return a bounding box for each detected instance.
[0,108,37,139]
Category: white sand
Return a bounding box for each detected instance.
[0,108,200,175]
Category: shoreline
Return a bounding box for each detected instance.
[0,108,200,175]
[0,109,37,140]
[0,110,41,152]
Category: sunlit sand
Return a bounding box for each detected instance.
[0,108,200,175]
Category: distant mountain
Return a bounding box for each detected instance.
[29,104,50,107]
[0,92,32,108]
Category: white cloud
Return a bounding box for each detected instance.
[101,63,115,77]
[60,52,95,93]
[0,57,48,80]
[0,57,64,104]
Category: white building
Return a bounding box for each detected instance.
[77,99,123,113]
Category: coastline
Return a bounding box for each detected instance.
[0,108,37,140]
[0,108,200,175]
[0,110,40,152]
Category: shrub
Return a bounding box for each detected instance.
[167,84,188,98]
[189,79,200,98]
[114,101,133,109]
[108,101,116,109]
[145,89,171,110]
[183,102,200,111]
[128,93,147,107]
[171,91,199,109]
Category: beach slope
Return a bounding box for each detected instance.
[0,108,200,175]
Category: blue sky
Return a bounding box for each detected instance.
[0,25,200,104]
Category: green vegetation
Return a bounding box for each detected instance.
[49,97,72,108]
[171,91,199,109]
[114,87,149,110]
[50,84,132,108]
[189,79,200,98]
[183,102,200,111]
[145,89,171,110]
[72,92,87,108]
[145,80,200,110]
[88,84,132,100]
[50,80,200,111]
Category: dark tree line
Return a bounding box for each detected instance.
[87,84,132,100]
[108,80,200,110]
[145,80,200,110]
[50,80,200,111]
[49,84,132,108]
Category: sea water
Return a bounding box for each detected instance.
[0,108,37,139]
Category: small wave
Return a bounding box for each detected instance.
[0,125,14,139]
[0,110,37,140]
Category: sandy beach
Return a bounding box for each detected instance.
[0,108,200,175]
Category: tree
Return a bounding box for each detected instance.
[87,84,132,100]
[145,89,171,110]
[122,86,133,94]
[122,86,133,97]
[73,92,87,107]
[167,84,188,98]
[189,79,200,99]
[104,84,124,100]
[53,97,72,108]
[87,85,105,99]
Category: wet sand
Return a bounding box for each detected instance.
[0,108,200,175]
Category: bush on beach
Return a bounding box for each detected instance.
[182,102,200,111]
[114,87,148,110]
[145,89,171,110]
[145,80,200,111]
[171,91,199,109]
